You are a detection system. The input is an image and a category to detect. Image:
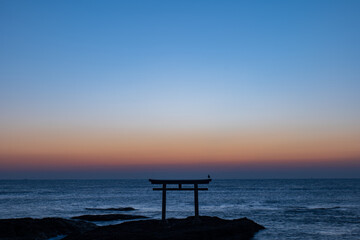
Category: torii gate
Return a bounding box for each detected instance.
[149,178,212,221]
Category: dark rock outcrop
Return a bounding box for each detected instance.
[64,216,265,240]
[85,207,136,211]
[0,217,96,240]
[71,214,148,221]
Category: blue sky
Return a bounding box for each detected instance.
[1,0,360,178]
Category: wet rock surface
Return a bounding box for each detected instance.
[0,217,96,240]
[64,216,265,240]
[71,214,148,221]
[85,207,136,211]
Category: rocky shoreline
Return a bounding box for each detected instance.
[0,217,96,240]
[0,215,265,240]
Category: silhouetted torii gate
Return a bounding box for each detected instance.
[149,179,212,221]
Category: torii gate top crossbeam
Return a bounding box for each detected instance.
[149,179,212,185]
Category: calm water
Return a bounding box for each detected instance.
[0,179,359,239]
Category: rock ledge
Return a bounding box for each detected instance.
[65,216,265,240]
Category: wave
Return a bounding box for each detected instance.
[284,206,341,213]
[0,191,31,195]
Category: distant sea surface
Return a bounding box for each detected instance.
[0,179,359,239]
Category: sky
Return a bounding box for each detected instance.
[1,0,360,178]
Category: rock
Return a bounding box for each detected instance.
[64,216,265,240]
[85,207,136,211]
[0,217,96,240]
[71,214,148,221]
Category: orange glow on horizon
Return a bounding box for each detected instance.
[1,126,359,169]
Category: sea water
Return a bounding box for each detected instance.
[0,179,359,239]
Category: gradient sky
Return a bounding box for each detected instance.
[1,0,360,178]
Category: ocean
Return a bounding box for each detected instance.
[0,179,359,239]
